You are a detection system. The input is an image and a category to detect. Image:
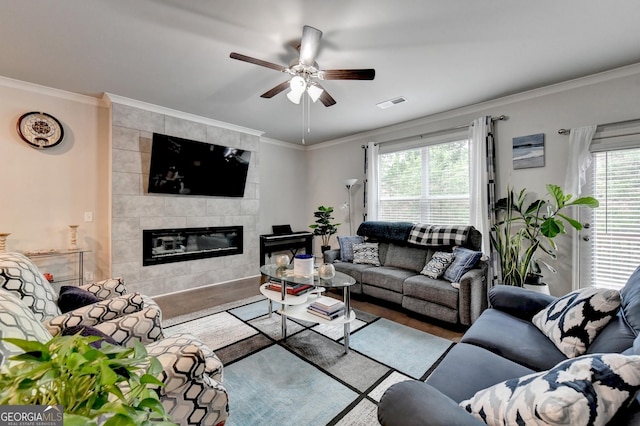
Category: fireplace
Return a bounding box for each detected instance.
[143,226,243,266]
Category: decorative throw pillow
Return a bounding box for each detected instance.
[61,325,119,348]
[352,242,381,266]
[338,236,365,262]
[443,247,483,283]
[58,285,101,314]
[460,353,640,426]
[532,287,621,358]
[421,251,455,279]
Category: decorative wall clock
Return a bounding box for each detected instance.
[16,111,64,149]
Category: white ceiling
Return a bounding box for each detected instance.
[2,1,640,145]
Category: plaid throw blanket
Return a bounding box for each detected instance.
[407,224,472,247]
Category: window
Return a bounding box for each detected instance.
[587,147,640,289]
[376,138,470,224]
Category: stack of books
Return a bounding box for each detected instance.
[265,280,314,296]
[307,296,345,321]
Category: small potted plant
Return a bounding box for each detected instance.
[309,205,340,252]
[490,184,599,289]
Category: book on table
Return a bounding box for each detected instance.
[310,296,345,313]
[266,281,314,295]
[307,305,345,321]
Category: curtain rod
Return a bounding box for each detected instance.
[558,117,640,139]
[362,115,507,148]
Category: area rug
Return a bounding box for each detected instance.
[164,295,455,426]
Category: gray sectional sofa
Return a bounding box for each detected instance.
[378,269,640,425]
[323,221,488,326]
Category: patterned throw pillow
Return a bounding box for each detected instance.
[338,236,365,262]
[352,242,381,266]
[532,287,621,358]
[443,247,483,283]
[460,353,640,426]
[421,252,455,279]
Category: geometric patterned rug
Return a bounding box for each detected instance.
[164,295,454,426]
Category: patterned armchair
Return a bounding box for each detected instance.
[0,252,229,426]
[0,252,162,345]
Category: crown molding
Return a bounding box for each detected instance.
[311,62,640,149]
[0,75,105,107]
[260,136,306,150]
[103,93,264,137]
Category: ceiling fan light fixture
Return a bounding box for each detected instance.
[286,89,304,104]
[307,84,324,103]
[289,76,307,93]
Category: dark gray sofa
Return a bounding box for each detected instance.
[324,221,488,326]
[377,268,640,425]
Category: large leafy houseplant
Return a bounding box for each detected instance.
[490,184,599,287]
[309,205,341,250]
[0,334,175,426]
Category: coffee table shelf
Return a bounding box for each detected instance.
[259,264,356,353]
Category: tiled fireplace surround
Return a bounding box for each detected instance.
[110,101,260,297]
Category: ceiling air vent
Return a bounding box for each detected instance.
[377,97,407,109]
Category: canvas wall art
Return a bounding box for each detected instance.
[513,133,545,169]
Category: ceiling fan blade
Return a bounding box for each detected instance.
[315,84,336,107]
[320,69,376,80]
[299,25,322,66]
[229,52,287,72]
[260,81,290,98]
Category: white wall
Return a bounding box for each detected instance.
[0,78,110,281]
[307,64,640,296]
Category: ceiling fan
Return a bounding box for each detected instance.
[230,25,375,107]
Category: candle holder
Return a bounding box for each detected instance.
[275,254,290,268]
[318,263,336,279]
[69,225,79,251]
[0,233,10,253]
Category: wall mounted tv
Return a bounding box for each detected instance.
[148,133,251,197]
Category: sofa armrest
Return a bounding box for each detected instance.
[44,292,145,336]
[323,248,341,263]
[80,277,127,299]
[457,262,488,326]
[488,285,556,321]
[378,381,485,426]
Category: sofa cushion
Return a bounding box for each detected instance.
[353,242,381,266]
[0,252,61,321]
[383,243,428,272]
[443,247,483,283]
[461,309,566,371]
[426,342,535,403]
[362,267,416,293]
[460,353,640,426]
[404,275,459,310]
[0,289,53,366]
[532,287,621,358]
[338,236,364,262]
[620,265,640,334]
[333,261,374,285]
[587,315,637,355]
[420,251,454,279]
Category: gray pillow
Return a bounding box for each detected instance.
[338,236,364,262]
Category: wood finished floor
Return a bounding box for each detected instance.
[155,277,464,343]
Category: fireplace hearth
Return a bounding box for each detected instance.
[143,226,243,266]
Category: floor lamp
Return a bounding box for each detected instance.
[344,179,357,235]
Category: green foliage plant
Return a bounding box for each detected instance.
[309,206,341,247]
[0,334,176,426]
[490,184,599,287]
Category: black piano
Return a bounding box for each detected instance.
[259,226,314,266]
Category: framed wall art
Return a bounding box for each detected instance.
[513,133,544,169]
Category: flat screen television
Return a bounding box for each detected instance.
[148,133,251,197]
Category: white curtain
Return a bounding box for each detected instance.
[564,125,597,196]
[365,141,379,221]
[469,116,495,255]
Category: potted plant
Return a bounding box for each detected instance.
[309,205,340,252]
[490,184,599,288]
[0,334,175,426]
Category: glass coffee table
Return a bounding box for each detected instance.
[259,264,356,353]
